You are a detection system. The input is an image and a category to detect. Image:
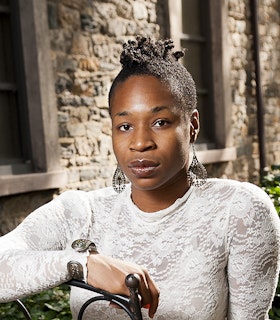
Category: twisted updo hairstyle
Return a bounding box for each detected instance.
[109,35,197,116]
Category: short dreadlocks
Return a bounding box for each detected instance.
[109,35,197,115]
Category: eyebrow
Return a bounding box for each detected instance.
[114,105,170,118]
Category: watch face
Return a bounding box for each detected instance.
[71,239,92,252]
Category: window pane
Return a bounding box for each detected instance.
[182,0,201,35]
[0,92,22,163]
[0,1,9,7]
[181,40,205,89]
[181,0,214,144]
[0,2,24,165]
[0,9,15,82]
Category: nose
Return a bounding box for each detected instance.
[129,127,156,152]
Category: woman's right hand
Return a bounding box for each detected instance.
[87,253,160,318]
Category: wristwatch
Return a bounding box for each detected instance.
[67,239,98,280]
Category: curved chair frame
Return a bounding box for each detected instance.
[12,273,142,320]
[68,274,143,320]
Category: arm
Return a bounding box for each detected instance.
[0,191,91,302]
[0,189,160,317]
[227,183,280,320]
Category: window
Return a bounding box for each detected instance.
[181,0,214,144]
[0,0,66,196]
[0,0,30,171]
[168,0,236,163]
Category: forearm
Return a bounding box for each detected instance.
[0,249,87,302]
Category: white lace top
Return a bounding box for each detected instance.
[0,179,280,320]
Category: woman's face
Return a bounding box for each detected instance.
[110,75,197,193]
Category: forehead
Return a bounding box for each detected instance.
[110,75,178,112]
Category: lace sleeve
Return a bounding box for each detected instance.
[0,190,92,302]
[227,183,280,320]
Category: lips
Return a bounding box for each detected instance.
[128,159,159,177]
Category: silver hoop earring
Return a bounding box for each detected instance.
[187,144,207,187]
[112,164,126,193]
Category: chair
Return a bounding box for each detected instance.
[12,273,143,320]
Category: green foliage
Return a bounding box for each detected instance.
[0,285,71,320]
[262,165,280,320]
[262,165,280,215]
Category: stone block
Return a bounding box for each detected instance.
[75,136,94,156]
[59,137,75,145]
[86,121,102,138]
[75,156,91,166]
[94,95,109,108]
[107,18,127,37]
[116,2,133,19]
[68,168,80,183]
[67,122,86,136]
[132,2,148,20]
[71,32,91,56]
[58,111,70,123]
[80,167,97,181]
[58,4,80,29]
[78,57,99,71]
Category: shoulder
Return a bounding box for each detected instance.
[202,178,278,223]
[47,187,122,229]
[203,178,272,202]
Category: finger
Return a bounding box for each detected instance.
[137,271,152,307]
[145,274,160,318]
[135,270,159,318]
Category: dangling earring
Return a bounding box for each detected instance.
[187,144,207,187]
[112,164,126,193]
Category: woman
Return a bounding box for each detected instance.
[0,36,279,320]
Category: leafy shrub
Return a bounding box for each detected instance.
[262,165,280,320]
[262,165,280,215]
[0,285,71,320]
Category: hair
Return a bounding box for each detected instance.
[108,35,197,116]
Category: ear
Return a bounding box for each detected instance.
[189,109,200,143]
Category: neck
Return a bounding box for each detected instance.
[131,177,190,213]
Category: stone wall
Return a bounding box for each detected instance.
[259,1,280,165]
[224,0,279,183]
[48,0,169,192]
[48,0,279,190]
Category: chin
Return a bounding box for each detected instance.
[131,179,167,192]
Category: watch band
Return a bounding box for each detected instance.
[67,260,84,280]
[67,239,98,281]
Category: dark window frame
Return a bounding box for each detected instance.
[168,0,236,163]
[0,1,30,168]
[0,0,66,196]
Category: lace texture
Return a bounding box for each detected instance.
[0,179,280,320]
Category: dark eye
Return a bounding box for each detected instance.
[119,124,132,132]
[154,119,169,127]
